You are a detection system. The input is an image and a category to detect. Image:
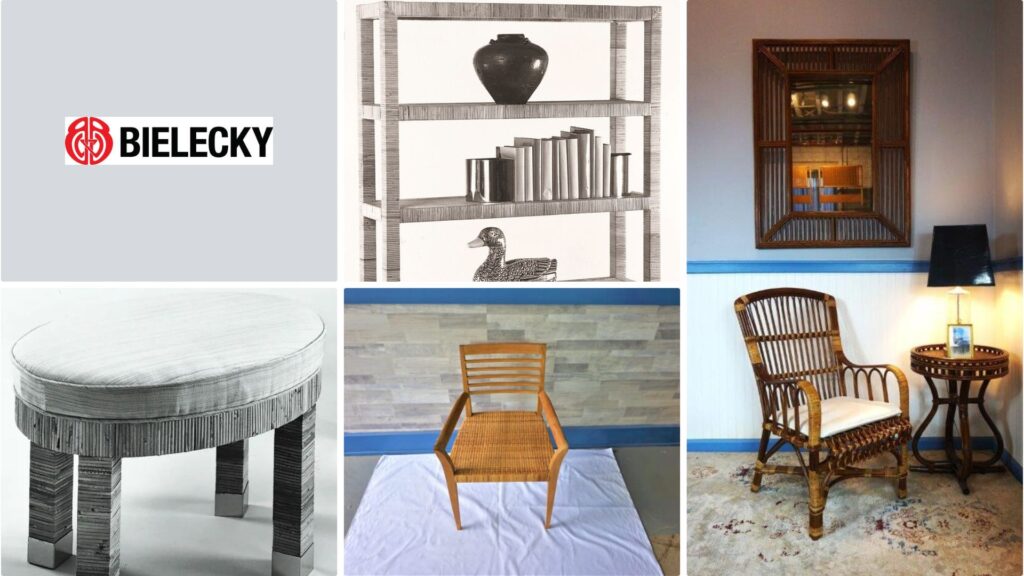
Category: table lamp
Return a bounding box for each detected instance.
[927,225,994,358]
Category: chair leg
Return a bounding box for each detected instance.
[751,428,771,493]
[445,476,462,530]
[806,469,825,540]
[545,475,559,529]
[434,450,462,530]
[273,407,316,576]
[77,457,122,576]
[27,444,74,569]
[215,439,249,517]
[897,443,909,499]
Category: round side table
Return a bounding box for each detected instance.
[11,293,324,576]
[909,344,1009,494]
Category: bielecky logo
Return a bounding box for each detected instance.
[65,117,114,165]
[64,117,274,166]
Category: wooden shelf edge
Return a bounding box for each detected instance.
[562,276,633,282]
[362,195,650,223]
[357,2,660,22]
[361,100,651,122]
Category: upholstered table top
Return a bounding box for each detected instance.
[12,292,324,420]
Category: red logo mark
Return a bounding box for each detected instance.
[65,117,113,165]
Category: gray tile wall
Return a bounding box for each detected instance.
[344,304,680,431]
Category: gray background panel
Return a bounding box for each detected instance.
[1,0,337,280]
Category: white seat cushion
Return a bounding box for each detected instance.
[780,397,902,438]
[12,292,324,420]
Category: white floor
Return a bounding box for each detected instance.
[0,424,338,576]
[344,448,661,576]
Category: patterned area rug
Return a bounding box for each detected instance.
[688,452,1023,576]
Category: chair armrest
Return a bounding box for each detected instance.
[434,392,469,452]
[760,378,821,447]
[840,360,909,417]
[539,391,569,478]
[539,391,569,452]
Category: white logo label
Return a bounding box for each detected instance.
[65,117,274,165]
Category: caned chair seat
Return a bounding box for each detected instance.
[451,412,554,482]
[781,397,903,438]
[11,292,325,420]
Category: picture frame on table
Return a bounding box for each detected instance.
[947,324,974,358]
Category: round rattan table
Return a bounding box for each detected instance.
[11,293,323,576]
[909,344,1009,495]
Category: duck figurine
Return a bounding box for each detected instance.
[469,227,557,282]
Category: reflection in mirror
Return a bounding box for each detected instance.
[790,79,872,212]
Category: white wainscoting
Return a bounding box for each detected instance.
[687,270,1022,464]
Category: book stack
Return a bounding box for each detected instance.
[468,126,625,203]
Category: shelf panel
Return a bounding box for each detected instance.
[363,194,650,223]
[358,2,659,22]
[563,276,632,282]
[362,100,651,122]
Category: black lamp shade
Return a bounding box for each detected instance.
[927,225,995,287]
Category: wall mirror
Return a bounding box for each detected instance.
[753,40,911,247]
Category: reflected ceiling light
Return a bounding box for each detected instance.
[846,93,857,108]
[821,95,830,108]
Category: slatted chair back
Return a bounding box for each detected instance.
[734,288,845,402]
[459,343,547,400]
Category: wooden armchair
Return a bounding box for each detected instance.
[434,342,569,530]
[734,288,912,539]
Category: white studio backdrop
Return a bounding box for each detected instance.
[339,0,683,282]
[0,287,339,576]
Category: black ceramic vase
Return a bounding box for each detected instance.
[473,34,548,104]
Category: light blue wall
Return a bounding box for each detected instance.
[687,0,1004,262]
[993,0,1023,260]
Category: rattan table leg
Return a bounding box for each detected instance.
[976,379,1006,468]
[911,375,943,469]
[215,439,249,517]
[27,444,74,569]
[956,380,973,494]
[272,406,315,576]
[77,457,121,576]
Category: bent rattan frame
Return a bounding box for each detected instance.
[734,288,912,539]
[434,342,569,530]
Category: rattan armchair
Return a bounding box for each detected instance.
[434,342,569,530]
[734,288,912,540]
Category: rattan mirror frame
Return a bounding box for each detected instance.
[752,39,911,248]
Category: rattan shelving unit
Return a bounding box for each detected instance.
[356,1,661,281]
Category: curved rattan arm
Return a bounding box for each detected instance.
[539,391,569,471]
[434,392,469,452]
[760,378,821,447]
[840,359,909,417]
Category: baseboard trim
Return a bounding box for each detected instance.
[687,437,1022,483]
[343,288,679,305]
[345,424,680,456]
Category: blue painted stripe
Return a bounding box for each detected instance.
[344,424,680,456]
[1002,450,1023,483]
[687,257,1023,275]
[687,438,1021,484]
[344,288,679,306]
[994,256,1024,272]
[687,260,930,274]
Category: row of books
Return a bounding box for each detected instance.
[493,126,626,202]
